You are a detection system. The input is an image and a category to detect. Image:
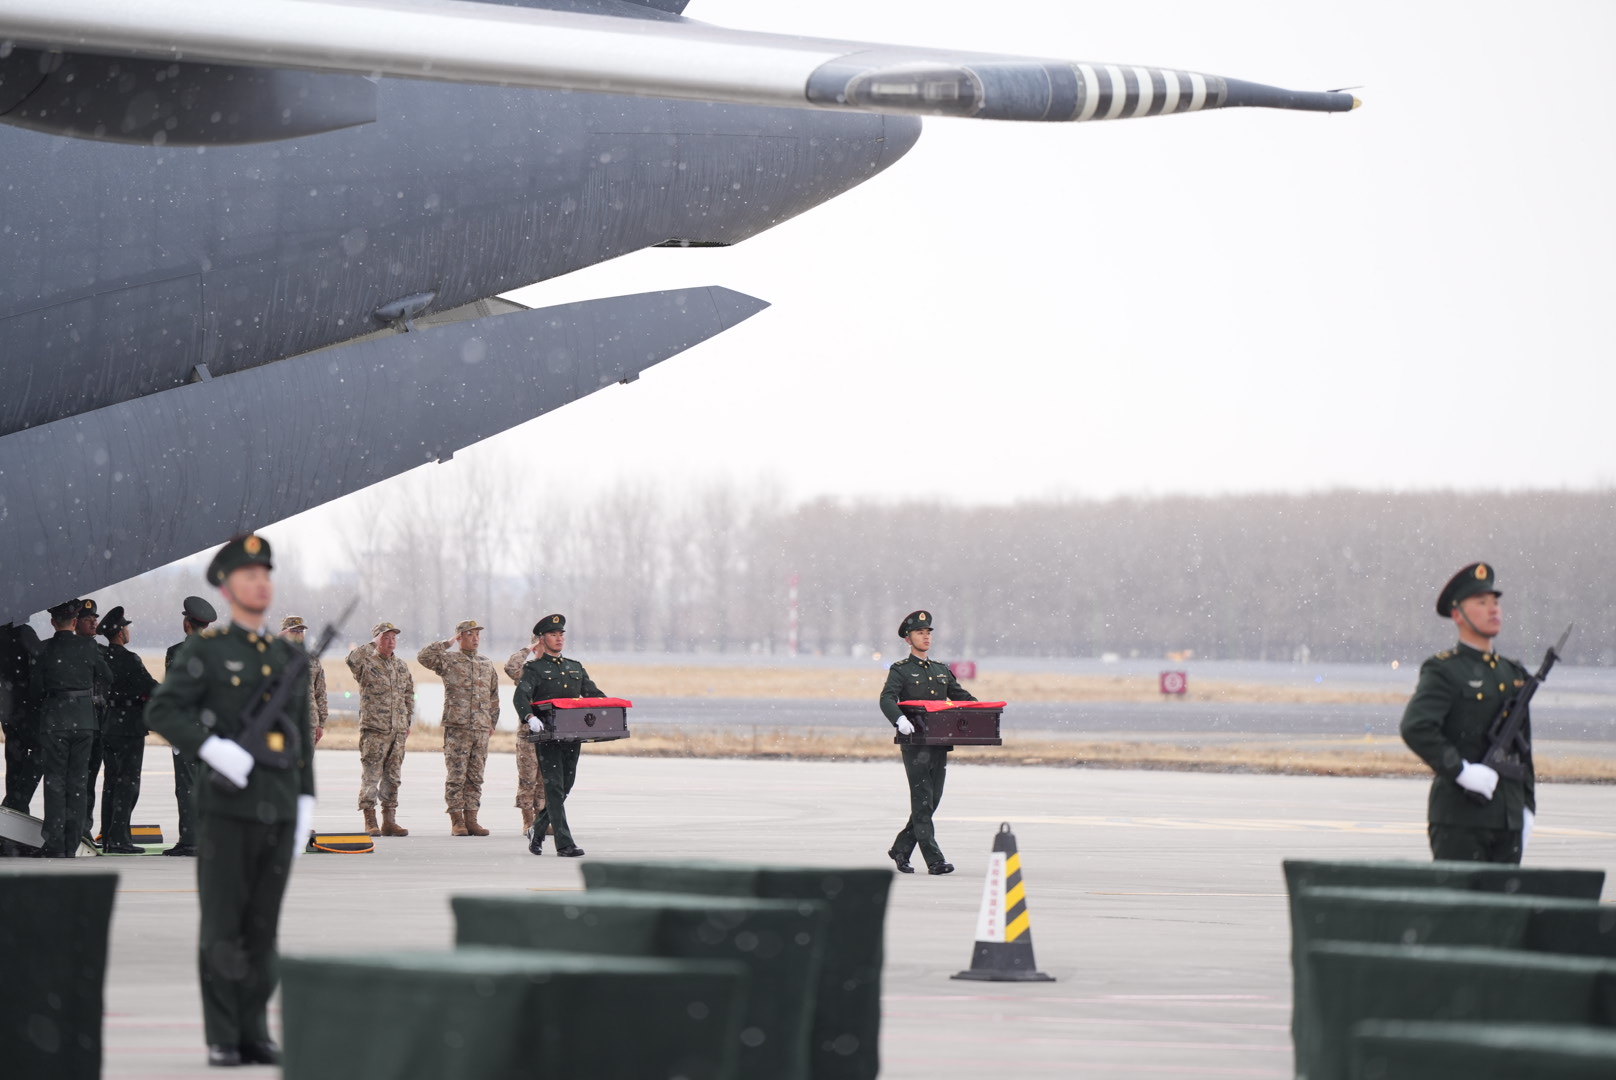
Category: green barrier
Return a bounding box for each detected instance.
[581,861,892,1080]
[1352,1020,1616,1080]
[1291,886,1616,1079]
[1282,859,1605,1079]
[0,871,117,1080]
[453,890,827,1080]
[1306,942,1616,1080]
[281,947,747,1080]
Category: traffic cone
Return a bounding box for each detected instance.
[952,822,1055,982]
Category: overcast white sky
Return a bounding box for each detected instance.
[274,0,1613,565]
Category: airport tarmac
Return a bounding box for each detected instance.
[9,745,1616,1078]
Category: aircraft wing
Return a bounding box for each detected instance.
[0,0,1357,124]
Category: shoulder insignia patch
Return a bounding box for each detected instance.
[1434,649,1454,660]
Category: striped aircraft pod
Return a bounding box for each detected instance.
[953,822,1056,982]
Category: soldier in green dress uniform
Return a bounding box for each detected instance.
[74,598,109,841]
[514,613,602,857]
[1,620,44,821]
[30,600,113,857]
[96,606,158,854]
[145,534,315,1068]
[1400,562,1534,864]
[879,609,975,875]
[163,596,219,856]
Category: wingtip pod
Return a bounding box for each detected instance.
[807,54,1361,122]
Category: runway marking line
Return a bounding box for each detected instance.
[941,814,1616,838]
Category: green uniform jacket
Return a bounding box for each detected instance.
[1400,642,1535,829]
[513,654,603,722]
[105,643,158,738]
[29,630,113,733]
[879,655,976,726]
[145,623,315,822]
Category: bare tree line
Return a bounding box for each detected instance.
[89,484,1616,666]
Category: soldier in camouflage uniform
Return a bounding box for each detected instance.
[879,609,975,876]
[96,606,157,854]
[1401,562,1535,864]
[505,628,548,835]
[514,613,602,857]
[279,617,328,744]
[31,600,113,856]
[346,621,414,837]
[163,595,217,856]
[420,620,500,836]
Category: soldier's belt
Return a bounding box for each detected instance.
[48,688,93,699]
[896,700,1006,747]
[523,698,633,743]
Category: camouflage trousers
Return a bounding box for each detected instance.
[358,728,407,810]
[443,725,491,812]
[515,739,547,812]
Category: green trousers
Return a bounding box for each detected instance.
[41,729,94,855]
[2,720,42,812]
[892,745,950,867]
[98,736,145,848]
[534,741,582,848]
[1428,823,1523,864]
[195,814,295,1047]
[171,748,198,847]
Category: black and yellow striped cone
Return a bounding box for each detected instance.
[952,822,1055,982]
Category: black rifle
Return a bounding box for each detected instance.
[212,599,356,791]
[1466,623,1572,804]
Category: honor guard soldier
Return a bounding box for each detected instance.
[514,614,602,857]
[30,600,113,857]
[1,621,44,823]
[145,533,316,1068]
[279,617,329,745]
[347,621,414,837]
[163,595,218,856]
[1400,563,1535,864]
[74,598,108,841]
[419,620,500,836]
[96,607,157,854]
[505,627,549,836]
[879,610,975,875]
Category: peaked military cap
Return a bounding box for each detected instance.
[371,621,402,638]
[279,615,308,632]
[182,595,218,625]
[535,614,566,636]
[48,599,80,621]
[96,606,132,636]
[76,598,99,619]
[455,619,484,634]
[1437,562,1502,617]
[898,609,933,639]
[206,533,273,586]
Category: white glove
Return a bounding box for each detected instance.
[294,794,316,858]
[1455,760,1499,800]
[1521,807,1535,854]
[527,716,543,734]
[896,716,915,736]
[199,735,254,790]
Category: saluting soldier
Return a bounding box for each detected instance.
[1401,562,1535,864]
[514,613,602,857]
[1,621,44,821]
[505,627,549,837]
[96,606,157,854]
[346,621,414,837]
[163,595,218,856]
[279,617,328,745]
[30,600,113,857]
[419,620,500,836]
[144,533,315,1068]
[879,610,974,876]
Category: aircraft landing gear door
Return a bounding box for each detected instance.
[0,273,202,437]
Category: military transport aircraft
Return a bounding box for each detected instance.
[0,0,1357,625]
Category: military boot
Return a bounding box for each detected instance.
[521,807,536,835]
[363,807,380,837]
[380,809,409,836]
[449,810,469,837]
[464,808,489,836]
